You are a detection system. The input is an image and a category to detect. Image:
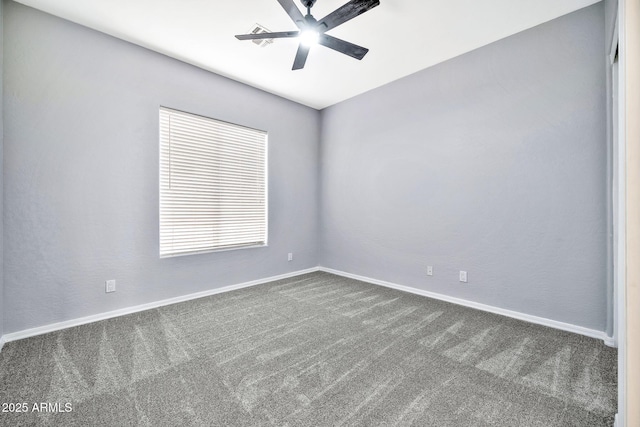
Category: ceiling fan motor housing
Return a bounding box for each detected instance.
[300,0,317,9]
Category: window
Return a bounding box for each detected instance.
[159,107,267,257]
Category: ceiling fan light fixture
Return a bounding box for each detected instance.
[299,29,319,47]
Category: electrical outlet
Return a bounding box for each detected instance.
[288,253,293,262]
[427,266,433,276]
[105,279,116,293]
[459,271,468,283]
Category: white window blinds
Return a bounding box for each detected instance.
[159,107,267,257]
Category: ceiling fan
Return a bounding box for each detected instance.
[235,0,380,70]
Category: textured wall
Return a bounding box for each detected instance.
[3,1,610,335]
[319,4,607,331]
[0,0,4,338]
[604,0,619,339]
[3,1,320,333]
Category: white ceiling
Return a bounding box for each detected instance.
[15,0,600,109]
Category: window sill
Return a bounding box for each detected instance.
[160,243,268,259]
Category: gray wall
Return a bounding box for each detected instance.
[0,0,4,338]
[319,4,607,331]
[604,0,618,338]
[4,1,320,333]
[3,1,610,335]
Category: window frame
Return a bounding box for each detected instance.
[159,106,269,258]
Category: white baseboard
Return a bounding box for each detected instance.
[3,267,320,344]
[3,266,610,346]
[604,336,618,348]
[614,413,618,427]
[319,267,609,343]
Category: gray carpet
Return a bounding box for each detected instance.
[0,272,617,426]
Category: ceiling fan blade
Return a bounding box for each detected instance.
[292,44,311,70]
[318,34,368,60]
[317,0,379,32]
[236,31,299,40]
[276,0,306,28]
